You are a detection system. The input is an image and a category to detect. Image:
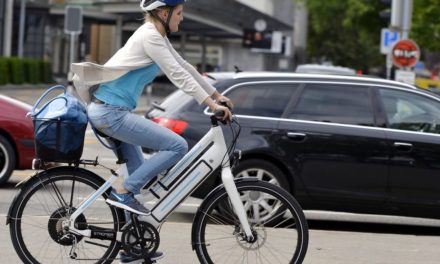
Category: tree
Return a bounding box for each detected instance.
[301,0,385,73]
[299,0,440,72]
[412,0,440,52]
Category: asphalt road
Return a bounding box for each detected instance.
[2,127,440,263]
[3,168,440,264]
[2,86,440,263]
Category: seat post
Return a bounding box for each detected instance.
[112,139,127,164]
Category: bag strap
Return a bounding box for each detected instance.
[31,85,67,117]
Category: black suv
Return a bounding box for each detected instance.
[147,72,440,220]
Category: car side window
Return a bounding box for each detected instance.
[289,84,374,126]
[224,83,298,117]
[379,89,440,134]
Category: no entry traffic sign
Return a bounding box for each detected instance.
[391,39,420,68]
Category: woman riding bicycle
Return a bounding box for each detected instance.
[72,0,233,262]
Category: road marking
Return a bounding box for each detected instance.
[13,171,34,177]
[84,139,98,145]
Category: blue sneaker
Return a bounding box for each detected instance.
[106,192,151,216]
[119,251,164,263]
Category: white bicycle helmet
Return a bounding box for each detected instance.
[140,0,186,36]
[140,0,186,12]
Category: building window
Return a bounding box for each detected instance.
[173,43,223,72]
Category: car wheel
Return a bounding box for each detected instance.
[0,135,16,184]
[233,159,289,191]
[215,159,290,224]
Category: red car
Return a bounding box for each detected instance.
[0,95,35,184]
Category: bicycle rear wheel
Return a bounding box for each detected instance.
[8,167,125,264]
[193,180,308,264]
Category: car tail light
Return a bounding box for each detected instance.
[152,117,188,135]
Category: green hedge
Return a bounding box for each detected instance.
[0,58,9,85]
[9,57,25,84]
[0,57,53,85]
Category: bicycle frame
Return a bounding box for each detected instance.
[68,120,254,241]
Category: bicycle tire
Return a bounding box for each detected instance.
[8,166,125,264]
[193,180,309,264]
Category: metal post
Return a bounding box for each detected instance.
[386,53,392,79]
[201,34,206,73]
[401,0,413,39]
[69,33,76,68]
[145,84,152,106]
[180,32,186,59]
[0,0,4,54]
[18,0,26,58]
[390,0,403,30]
[3,0,13,56]
[115,16,123,51]
[67,33,76,92]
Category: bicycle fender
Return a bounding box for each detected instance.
[190,177,259,250]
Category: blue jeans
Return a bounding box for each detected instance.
[87,102,188,195]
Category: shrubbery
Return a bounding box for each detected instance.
[0,57,53,85]
[0,58,9,85]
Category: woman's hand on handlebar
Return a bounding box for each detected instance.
[212,91,234,110]
[217,96,234,110]
[213,104,233,122]
[204,95,233,123]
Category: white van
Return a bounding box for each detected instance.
[295,64,356,75]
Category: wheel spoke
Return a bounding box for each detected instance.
[268,178,278,185]
[9,171,122,263]
[256,170,264,180]
[252,203,261,221]
[260,200,274,214]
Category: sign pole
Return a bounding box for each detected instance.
[18,0,26,58]
[3,0,13,56]
[386,53,392,80]
[401,0,413,40]
[64,6,83,93]
[69,33,76,72]
[68,33,77,92]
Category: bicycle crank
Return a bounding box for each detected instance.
[121,218,160,260]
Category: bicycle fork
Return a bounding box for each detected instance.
[221,165,254,241]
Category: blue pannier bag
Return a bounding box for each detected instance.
[30,85,88,163]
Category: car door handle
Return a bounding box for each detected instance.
[287,132,306,141]
[393,142,413,152]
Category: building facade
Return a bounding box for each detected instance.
[2,0,295,77]
[0,0,4,54]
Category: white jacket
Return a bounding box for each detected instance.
[71,22,216,105]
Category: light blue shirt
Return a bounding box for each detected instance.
[94,64,160,110]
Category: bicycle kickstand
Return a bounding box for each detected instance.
[143,256,153,264]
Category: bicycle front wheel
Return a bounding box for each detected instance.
[193,180,309,264]
[8,167,125,264]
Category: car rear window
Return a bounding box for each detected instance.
[223,83,299,118]
[290,83,374,126]
[379,88,440,134]
[157,90,193,114]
